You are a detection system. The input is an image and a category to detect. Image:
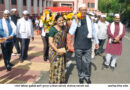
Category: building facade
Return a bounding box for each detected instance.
[53,0,76,12]
[53,0,98,12]
[83,0,98,12]
[0,0,53,18]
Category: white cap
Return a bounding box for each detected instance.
[88,12,94,16]
[101,14,106,18]
[78,4,87,9]
[114,13,120,17]
[91,16,95,20]
[4,10,10,14]
[23,10,29,15]
[11,8,17,12]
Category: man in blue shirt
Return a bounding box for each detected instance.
[0,10,16,71]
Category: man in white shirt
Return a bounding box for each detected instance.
[16,10,34,63]
[39,19,49,61]
[91,16,98,59]
[95,15,109,55]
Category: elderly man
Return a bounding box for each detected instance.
[10,8,21,56]
[69,4,99,84]
[103,14,125,70]
[0,10,16,71]
[16,10,34,63]
[95,15,109,55]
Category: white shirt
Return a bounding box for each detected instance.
[39,20,46,37]
[16,17,34,39]
[92,22,98,42]
[97,21,109,39]
[94,23,98,35]
[35,19,39,26]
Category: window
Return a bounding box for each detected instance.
[0,0,4,4]
[91,3,95,8]
[11,0,17,5]
[46,1,48,7]
[42,0,44,7]
[61,4,72,9]
[31,0,33,6]
[37,0,39,7]
[88,3,90,8]
[23,0,26,6]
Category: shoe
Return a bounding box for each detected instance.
[20,60,23,63]
[102,63,109,68]
[24,57,29,61]
[9,63,14,67]
[20,58,24,63]
[115,63,117,67]
[110,66,115,71]
[6,66,11,71]
[44,59,47,61]
[98,53,103,56]
[44,57,47,61]
[79,78,84,84]
[85,78,91,84]
[95,52,99,56]
[24,58,29,61]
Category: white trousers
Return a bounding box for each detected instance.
[105,53,118,67]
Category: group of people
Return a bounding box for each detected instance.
[0,9,34,71]
[47,4,125,84]
[0,3,126,84]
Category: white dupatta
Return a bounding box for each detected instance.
[2,18,16,37]
[109,22,123,43]
[69,15,92,38]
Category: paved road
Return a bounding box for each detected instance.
[35,27,130,84]
[0,32,50,84]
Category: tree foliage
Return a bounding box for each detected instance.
[98,0,130,21]
[98,0,120,13]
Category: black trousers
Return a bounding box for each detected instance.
[19,38,30,60]
[1,42,13,68]
[95,39,106,55]
[41,34,49,60]
[12,35,21,54]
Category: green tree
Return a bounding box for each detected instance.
[118,0,130,21]
[98,0,130,21]
[98,0,120,13]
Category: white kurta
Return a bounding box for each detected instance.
[16,17,34,39]
[35,19,39,26]
[97,21,109,39]
[94,23,98,35]
[39,20,46,37]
